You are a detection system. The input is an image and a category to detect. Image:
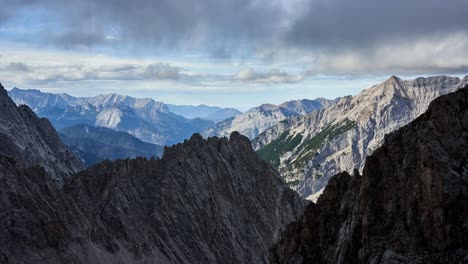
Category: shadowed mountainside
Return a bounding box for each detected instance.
[270,85,468,264]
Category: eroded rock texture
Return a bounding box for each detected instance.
[270,86,468,264]
[0,83,304,264]
[0,83,84,184]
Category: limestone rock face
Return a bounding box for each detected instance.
[270,86,468,264]
[204,98,336,140]
[255,75,468,198]
[0,109,304,264]
[0,83,84,184]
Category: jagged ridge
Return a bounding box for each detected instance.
[0,83,84,184]
[0,115,304,264]
[270,85,468,263]
[255,75,468,199]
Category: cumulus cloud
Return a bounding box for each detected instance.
[1,61,184,84]
[6,62,30,72]
[143,63,182,80]
[235,68,303,84]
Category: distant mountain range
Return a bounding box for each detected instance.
[59,124,164,167]
[9,88,339,147]
[8,89,214,145]
[254,75,468,199]
[203,98,337,140]
[167,104,241,122]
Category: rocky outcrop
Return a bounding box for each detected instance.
[279,98,337,115]
[64,133,304,263]
[255,75,468,199]
[204,98,335,140]
[0,83,84,184]
[0,100,304,264]
[270,85,468,263]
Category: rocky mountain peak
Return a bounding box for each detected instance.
[254,75,466,199]
[270,85,468,263]
[256,103,282,112]
[0,112,304,264]
[204,98,335,140]
[0,83,84,185]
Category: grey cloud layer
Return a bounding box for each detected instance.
[288,0,468,50]
[1,0,468,75]
[3,0,466,49]
[1,61,301,85]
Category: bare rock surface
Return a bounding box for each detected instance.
[0,84,304,264]
[270,86,468,263]
[0,83,84,184]
[203,98,336,140]
[255,75,468,198]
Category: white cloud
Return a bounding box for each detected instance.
[235,67,303,84]
[304,32,468,76]
[143,63,181,80]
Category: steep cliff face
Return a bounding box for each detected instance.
[0,83,84,184]
[255,75,468,199]
[0,112,304,264]
[270,86,468,264]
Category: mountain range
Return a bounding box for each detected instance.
[0,82,303,263]
[1,81,467,263]
[166,104,242,122]
[9,88,335,148]
[254,75,468,199]
[59,124,164,167]
[8,89,215,145]
[203,98,336,140]
[271,85,468,264]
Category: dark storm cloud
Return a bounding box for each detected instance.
[287,0,468,50]
[1,0,284,51]
[2,0,468,75]
[2,0,468,51]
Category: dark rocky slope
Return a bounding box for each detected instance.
[270,85,468,264]
[0,83,304,264]
[64,133,304,263]
[0,83,84,184]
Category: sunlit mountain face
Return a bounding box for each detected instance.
[1,0,467,109]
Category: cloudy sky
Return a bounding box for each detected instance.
[1,0,467,109]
